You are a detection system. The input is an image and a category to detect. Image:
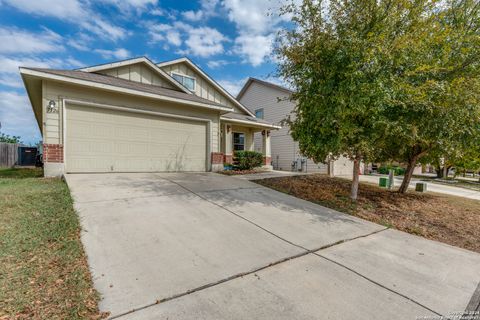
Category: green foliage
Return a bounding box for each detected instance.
[234,151,264,170]
[275,0,480,194]
[378,166,406,176]
[0,132,22,144]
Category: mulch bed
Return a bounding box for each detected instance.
[255,174,480,253]
[220,169,260,175]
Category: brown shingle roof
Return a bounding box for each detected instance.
[24,68,227,108]
[221,112,280,128]
[236,77,293,101]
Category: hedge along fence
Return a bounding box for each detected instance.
[0,143,19,167]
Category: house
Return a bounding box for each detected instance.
[20,57,279,177]
[237,78,354,176]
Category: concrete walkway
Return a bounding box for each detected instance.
[231,170,314,181]
[65,173,480,319]
[358,174,480,200]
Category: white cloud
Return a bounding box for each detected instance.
[182,10,204,21]
[2,0,127,41]
[182,0,219,21]
[94,48,131,60]
[149,22,228,58]
[67,33,94,51]
[207,60,230,69]
[0,91,41,144]
[98,0,158,12]
[222,0,291,66]
[0,56,85,88]
[222,0,284,33]
[2,0,85,19]
[148,24,182,46]
[0,27,63,54]
[166,30,182,46]
[184,26,228,57]
[150,8,165,16]
[80,18,127,41]
[234,34,273,66]
[217,78,247,96]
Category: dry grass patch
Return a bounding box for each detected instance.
[256,174,480,253]
[0,168,105,319]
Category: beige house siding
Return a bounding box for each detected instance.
[96,63,176,89]
[239,81,328,173]
[42,79,220,158]
[160,62,243,114]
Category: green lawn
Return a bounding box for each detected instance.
[0,168,103,319]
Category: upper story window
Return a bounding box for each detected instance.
[171,72,196,91]
[255,108,264,119]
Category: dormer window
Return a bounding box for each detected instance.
[171,72,196,91]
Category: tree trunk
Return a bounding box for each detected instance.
[436,166,443,178]
[350,159,360,200]
[398,157,418,193]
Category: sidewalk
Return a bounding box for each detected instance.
[357,174,480,201]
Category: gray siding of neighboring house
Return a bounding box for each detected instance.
[239,81,328,173]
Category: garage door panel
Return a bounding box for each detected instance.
[68,139,116,155]
[66,104,207,173]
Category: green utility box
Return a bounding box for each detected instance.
[415,182,427,192]
[379,177,388,188]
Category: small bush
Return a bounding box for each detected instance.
[378,165,405,176]
[235,151,263,170]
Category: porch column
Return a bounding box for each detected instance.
[224,123,233,164]
[246,129,255,151]
[262,130,272,167]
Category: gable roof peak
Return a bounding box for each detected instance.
[78,56,192,94]
[237,77,293,101]
[157,57,255,117]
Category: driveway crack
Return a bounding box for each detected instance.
[110,228,388,319]
[313,252,443,317]
[110,177,438,319]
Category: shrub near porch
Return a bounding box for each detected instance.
[235,151,264,170]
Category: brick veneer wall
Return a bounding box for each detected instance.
[224,154,233,164]
[211,152,224,165]
[263,156,272,166]
[43,144,63,163]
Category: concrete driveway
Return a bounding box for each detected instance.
[65,173,480,319]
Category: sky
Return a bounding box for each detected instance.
[0,0,292,145]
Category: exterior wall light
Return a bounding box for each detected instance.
[47,100,57,113]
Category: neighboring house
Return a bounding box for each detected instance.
[20,57,279,177]
[237,78,354,176]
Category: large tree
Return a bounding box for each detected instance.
[276,0,480,197]
[380,0,480,192]
[275,0,427,199]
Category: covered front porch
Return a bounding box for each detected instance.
[214,113,280,171]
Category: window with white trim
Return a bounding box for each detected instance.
[171,73,196,91]
[233,132,245,151]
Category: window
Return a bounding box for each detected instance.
[171,73,196,91]
[255,108,264,119]
[233,132,245,151]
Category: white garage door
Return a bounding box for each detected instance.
[65,104,207,173]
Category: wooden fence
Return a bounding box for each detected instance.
[0,143,19,167]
